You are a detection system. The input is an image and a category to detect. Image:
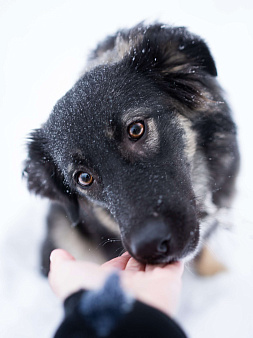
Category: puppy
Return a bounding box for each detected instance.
[24,23,239,275]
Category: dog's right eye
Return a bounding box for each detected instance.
[74,172,93,187]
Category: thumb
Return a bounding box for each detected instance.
[50,249,75,266]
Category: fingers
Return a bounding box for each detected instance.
[102,251,184,275]
[145,260,184,277]
[49,249,79,299]
[125,257,146,271]
[163,260,184,276]
[145,263,166,272]
[50,249,75,265]
[101,253,131,270]
[101,251,137,271]
[49,250,108,300]
[102,252,145,272]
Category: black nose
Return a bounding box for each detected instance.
[128,217,173,261]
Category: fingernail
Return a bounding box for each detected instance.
[50,249,58,262]
[50,249,75,263]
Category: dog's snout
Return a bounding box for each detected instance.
[128,217,173,261]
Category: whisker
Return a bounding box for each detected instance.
[101,239,121,247]
[115,247,126,256]
[94,238,121,250]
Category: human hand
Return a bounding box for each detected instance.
[49,249,184,317]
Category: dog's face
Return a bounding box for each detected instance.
[25,24,225,264]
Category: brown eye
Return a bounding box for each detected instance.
[76,172,93,187]
[128,121,145,139]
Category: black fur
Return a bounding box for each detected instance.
[24,23,239,274]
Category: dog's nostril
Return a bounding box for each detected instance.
[157,237,171,253]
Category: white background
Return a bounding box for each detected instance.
[0,0,253,337]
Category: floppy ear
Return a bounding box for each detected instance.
[127,25,217,108]
[178,33,217,77]
[161,26,217,77]
[129,25,217,75]
[23,129,79,224]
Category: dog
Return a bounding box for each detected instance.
[24,23,239,276]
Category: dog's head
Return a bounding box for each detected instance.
[24,24,220,264]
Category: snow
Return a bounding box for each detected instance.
[1,1,253,337]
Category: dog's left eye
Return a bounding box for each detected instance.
[75,172,93,187]
[128,121,145,140]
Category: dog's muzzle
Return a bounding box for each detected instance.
[124,216,196,264]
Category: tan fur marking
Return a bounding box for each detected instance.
[144,119,159,153]
[167,64,190,73]
[161,51,188,74]
[51,214,105,263]
[86,31,146,72]
[86,33,144,71]
[194,245,227,276]
[93,206,120,235]
[115,34,131,58]
[177,114,197,164]
[121,108,143,125]
[121,109,159,155]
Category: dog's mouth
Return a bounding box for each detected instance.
[120,217,200,265]
[122,235,198,265]
[128,253,180,265]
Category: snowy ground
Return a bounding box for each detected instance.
[1,1,253,337]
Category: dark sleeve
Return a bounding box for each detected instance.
[54,273,187,338]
